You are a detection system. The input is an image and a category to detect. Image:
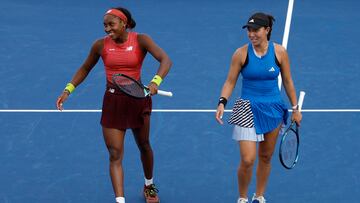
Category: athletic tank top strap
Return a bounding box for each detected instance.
[242,42,280,80]
[101,32,145,83]
[241,42,281,99]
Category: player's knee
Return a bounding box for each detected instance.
[138,141,152,154]
[258,153,272,164]
[241,157,255,168]
[107,147,123,162]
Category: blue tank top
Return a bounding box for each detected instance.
[241,42,281,101]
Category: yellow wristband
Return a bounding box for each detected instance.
[64,83,76,94]
[151,75,163,86]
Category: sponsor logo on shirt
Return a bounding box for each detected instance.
[126,46,133,51]
[268,67,275,72]
[108,46,133,52]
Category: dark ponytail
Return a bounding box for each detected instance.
[266,14,275,40]
[114,7,136,29]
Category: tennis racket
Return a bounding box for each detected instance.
[279,91,305,169]
[112,73,173,98]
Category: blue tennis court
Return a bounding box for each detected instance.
[1,0,360,202]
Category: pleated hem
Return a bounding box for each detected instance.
[250,101,288,134]
[232,125,264,142]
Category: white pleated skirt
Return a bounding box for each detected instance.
[232,124,286,142]
[232,125,264,142]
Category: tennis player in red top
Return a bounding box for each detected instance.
[56,7,172,203]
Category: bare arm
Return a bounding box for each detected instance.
[275,43,302,125]
[138,33,172,94]
[216,45,247,124]
[275,44,297,107]
[56,39,102,110]
[69,39,103,86]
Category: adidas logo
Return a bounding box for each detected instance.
[109,48,115,51]
[249,19,255,23]
[268,67,275,72]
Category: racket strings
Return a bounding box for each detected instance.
[281,129,298,167]
[113,76,146,98]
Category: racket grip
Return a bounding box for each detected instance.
[157,90,173,97]
[298,91,305,112]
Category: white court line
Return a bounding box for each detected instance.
[278,0,295,89]
[0,109,360,113]
[282,0,295,50]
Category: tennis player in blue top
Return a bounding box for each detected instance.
[215,12,302,203]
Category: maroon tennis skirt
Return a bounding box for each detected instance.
[100,85,152,130]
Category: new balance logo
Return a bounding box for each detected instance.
[126,46,133,51]
[268,67,275,72]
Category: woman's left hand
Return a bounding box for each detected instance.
[291,111,302,126]
[147,82,158,95]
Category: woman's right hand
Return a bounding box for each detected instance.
[56,92,70,111]
[215,104,225,124]
[291,110,302,126]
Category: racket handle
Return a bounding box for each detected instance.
[298,91,306,112]
[157,90,173,97]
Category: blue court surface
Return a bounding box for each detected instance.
[1,0,360,202]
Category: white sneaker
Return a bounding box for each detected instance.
[251,194,266,203]
[237,197,249,203]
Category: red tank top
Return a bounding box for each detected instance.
[101,32,145,83]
